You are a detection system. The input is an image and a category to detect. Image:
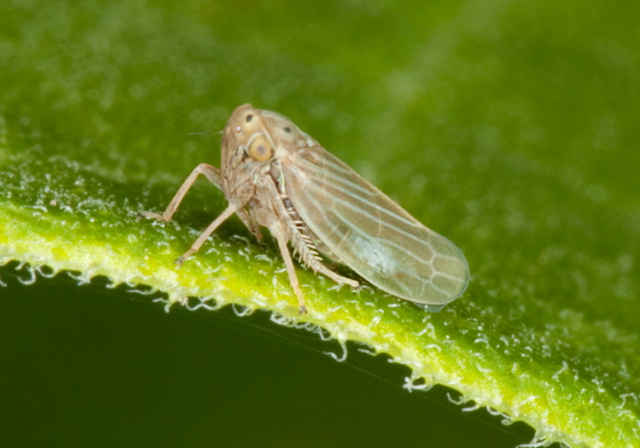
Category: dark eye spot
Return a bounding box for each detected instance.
[245,114,253,122]
[256,145,266,156]
[284,127,291,133]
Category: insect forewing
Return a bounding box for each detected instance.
[283,147,469,305]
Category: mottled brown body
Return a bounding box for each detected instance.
[141,104,469,313]
[142,104,357,313]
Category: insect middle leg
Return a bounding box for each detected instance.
[272,237,360,314]
[271,225,307,314]
[175,203,238,265]
[140,163,250,264]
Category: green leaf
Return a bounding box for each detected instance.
[1,1,639,447]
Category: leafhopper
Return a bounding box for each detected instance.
[141,104,469,313]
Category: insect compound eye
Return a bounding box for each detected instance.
[247,134,274,162]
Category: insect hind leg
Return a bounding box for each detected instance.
[309,259,360,289]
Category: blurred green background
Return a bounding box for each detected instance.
[1,0,639,446]
[2,272,534,447]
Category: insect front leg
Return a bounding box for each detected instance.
[140,163,222,222]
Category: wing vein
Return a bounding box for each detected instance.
[283,147,469,304]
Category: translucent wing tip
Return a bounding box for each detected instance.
[429,246,470,304]
[416,303,448,313]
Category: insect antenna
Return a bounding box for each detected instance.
[187,129,223,136]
